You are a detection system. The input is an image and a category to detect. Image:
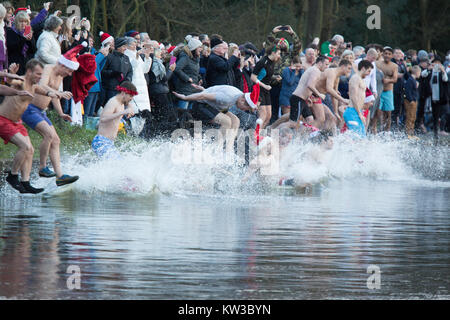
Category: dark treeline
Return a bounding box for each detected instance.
[17,0,450,54]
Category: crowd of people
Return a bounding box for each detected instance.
[0,2,449,194]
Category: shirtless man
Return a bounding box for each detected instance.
[313,59,352,130]
[21,56,79,187]
[342,60,374,137]
[301,48,316,70]
[92,81,137,159]
[0,59,62,194]
[373,47,398,132]
[274,55,329,130]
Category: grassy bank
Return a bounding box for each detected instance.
[0,111,97,160]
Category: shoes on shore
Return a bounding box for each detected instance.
[407,135,420,140]
[39,166,57,178]
[56,174,79,187]
[438,130,449,136]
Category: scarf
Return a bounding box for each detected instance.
[12,24,29,57]
[151,57,166,82]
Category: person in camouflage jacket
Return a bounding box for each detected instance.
[266,25,302,87]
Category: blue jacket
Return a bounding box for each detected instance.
[89,52,107,93]
[404,73,419,102]
[279,67,302,106]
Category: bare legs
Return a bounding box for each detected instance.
[9,133,34,181]
[212,112,240,154]
[34,121,63,178]
[258,105,272,129]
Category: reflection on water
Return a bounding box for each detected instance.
[0,179,448,299]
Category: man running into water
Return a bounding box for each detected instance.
[0,59,63,193]
[313,59,353,129]
[373,47,398,133]
[342,60,374,137]
[21,48,82,186]
[273,56,329,130]
[92,82,137,159]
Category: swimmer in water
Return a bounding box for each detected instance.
[92,81,137,159]
[242,120,294,183]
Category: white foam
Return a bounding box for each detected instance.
[58,133,450,196]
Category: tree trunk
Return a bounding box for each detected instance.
[305,0,323,45]
[263,0,273,37]
[101,0,108,32]
[420,0,429,50]
[320,0,334,44]
[297,0,308,48]
[90,0,97,36]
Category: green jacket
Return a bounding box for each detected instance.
[266,30,302,86]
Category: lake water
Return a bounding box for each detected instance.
[0,134,449,299]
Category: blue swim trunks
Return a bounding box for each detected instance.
[21,104,53,129]
[379,90,394,112]
[343,107,366,138]
[91,135,120,159]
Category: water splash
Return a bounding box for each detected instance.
[59,133,449,197]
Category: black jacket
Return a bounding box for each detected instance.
[101,51,133,90]
[424,70,448,104]
[173,51,200,95]
[205,52,239,88]
[404,73,419,102]
[6,27,37,75]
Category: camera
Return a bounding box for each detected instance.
[243,49,256,60]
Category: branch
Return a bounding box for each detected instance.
[157,13,193,27]
[118,0,150,36]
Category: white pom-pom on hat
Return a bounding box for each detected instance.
[81,41,88,47]
[256,119,263,126]
[99,31,104,36]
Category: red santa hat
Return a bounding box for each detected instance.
[14,7,31,15]
[99,31,114,47]
[58,42,87,71]
[364,88,375,104]
[245,83,260,109]
[71,54,98,103]
[167,46,176,54]
[254,118,272,149]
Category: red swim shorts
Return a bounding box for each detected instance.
[309,95,323,105]
[0,115,28,144]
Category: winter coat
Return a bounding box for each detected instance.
[35,30,61,65]
[422,69,448,104]
[266,30,302,86]
[101,50,133,90]
[124,49,152,111]
[279,67,302,106]
[89,52,107,93]
[205,52,239,88]
[6,27,37,75]
[173,50,200,95]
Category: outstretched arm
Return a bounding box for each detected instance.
[0,84,33,97]
[172,91,216,102]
